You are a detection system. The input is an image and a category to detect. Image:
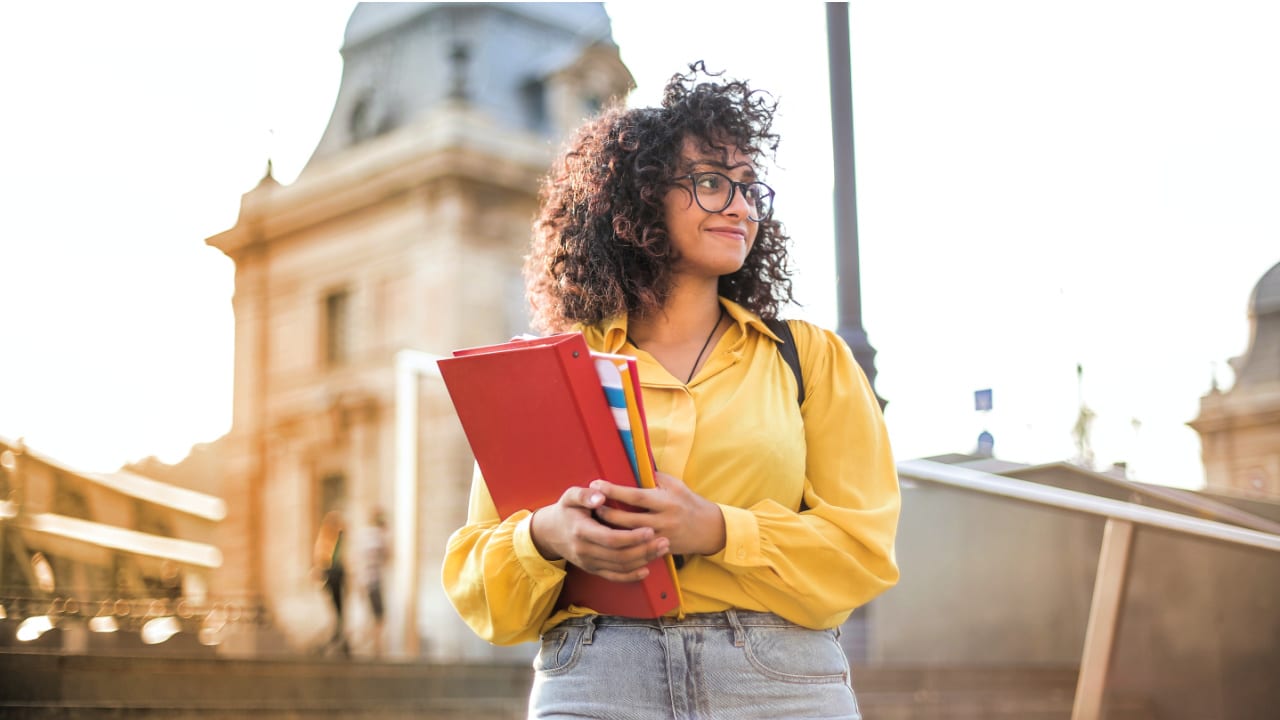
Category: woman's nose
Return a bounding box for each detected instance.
[722,183,753,218]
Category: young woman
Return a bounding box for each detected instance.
[443,63,900,719]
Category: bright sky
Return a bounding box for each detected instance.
[2,2,1277,491]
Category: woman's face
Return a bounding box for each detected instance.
[662,137,760,281]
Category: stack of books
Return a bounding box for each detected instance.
[438,332,681,617]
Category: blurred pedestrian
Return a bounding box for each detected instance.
[313,510,349,657]
[358,507,391,657]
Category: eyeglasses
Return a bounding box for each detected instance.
[676,172,775,222]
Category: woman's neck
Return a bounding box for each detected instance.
[627,279,722,347]
[626,282,726,383]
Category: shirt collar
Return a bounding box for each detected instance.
[578,296,780,351]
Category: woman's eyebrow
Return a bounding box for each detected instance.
[687,158,758,178]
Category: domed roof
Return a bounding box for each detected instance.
[303,2,623,173]
[343,3,612,49]
[1250,259,1280,316]
[1229,258,1280,389]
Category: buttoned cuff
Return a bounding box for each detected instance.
[513,512,568,579]
[709,504,764,568]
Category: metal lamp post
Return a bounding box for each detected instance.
[826,2,885,408]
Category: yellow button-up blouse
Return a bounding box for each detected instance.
[442,297,901,645]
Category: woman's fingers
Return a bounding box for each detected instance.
[590,566,651,583]
[575,514,651,545]
[588,479,678,533]
[592,503,659,531]
[589,479,655,510]
[530,487,609,561]
[575,525,667,559]
[534,481,673,578]
[587,475,725,557]
[560,484,607,511]
[569,522,669,575]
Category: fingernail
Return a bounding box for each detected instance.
[590,493,604,505]
[637,568,649,578]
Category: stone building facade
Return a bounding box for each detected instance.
[1191,259,1280,499]
[0,436,225,653]
[204,2,631,659]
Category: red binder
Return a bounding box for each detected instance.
[438,332,680,618]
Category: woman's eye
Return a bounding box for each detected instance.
[696,175,724,190]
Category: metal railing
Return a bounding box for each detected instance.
[896,458,1280,720]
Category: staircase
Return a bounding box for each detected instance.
[851,667,1153,719]
[0,651,528,719]
[0,651,1154,719]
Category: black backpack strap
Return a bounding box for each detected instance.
[764,317,809,513]
[764,317,804,407]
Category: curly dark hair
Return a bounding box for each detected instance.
[524,62,795,333]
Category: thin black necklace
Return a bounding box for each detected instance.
[628,307,727,384]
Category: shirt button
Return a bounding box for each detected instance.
[736,548,746,560]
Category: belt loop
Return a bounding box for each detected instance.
[582,615,597,645]
[726,609,745,647]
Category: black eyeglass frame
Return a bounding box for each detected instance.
[675,171,776,222]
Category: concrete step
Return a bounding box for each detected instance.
[0,651,529,719]
[0,651,1154,720]
[856,690,1156,720]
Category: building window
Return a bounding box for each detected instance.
[53,472,91,520]
[349,90,392,143]
[522,78,548,133]
[135,502,175,539]
[323,290,351,367]
[316,472,346,532]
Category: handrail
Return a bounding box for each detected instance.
[898,457,1280,719]
[897,458,1280,553]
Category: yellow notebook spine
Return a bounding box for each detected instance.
[613,358,685,613]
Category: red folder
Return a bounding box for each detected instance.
[437,332,680,618]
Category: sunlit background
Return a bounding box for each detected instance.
[2,1,1278,491]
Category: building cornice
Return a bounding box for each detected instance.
[1190,383,1280,433]
[207,102,552,259]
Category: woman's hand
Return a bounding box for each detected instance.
[529,485,671,582]
[589,473,727,557]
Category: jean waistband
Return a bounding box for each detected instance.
[556,610,797,630]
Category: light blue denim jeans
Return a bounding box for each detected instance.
[529,610,861,720]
